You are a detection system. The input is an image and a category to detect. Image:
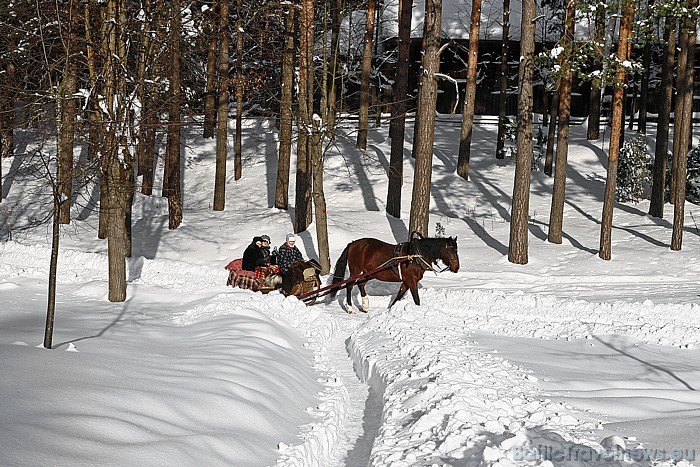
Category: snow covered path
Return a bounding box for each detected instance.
[2,240,699,466]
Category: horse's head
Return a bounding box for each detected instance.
[439,236,460,273]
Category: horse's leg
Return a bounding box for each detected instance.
[345,282,355,313]
[399,273,422,306]
[358,281,369,312]
[409,284,420,305]
[388,283,409,308]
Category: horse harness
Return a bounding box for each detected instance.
[389,241,435,280]
[392,239,456,276]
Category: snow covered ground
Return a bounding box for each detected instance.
[1,117,699,466]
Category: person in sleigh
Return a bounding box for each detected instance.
[242,235,280,282]
[276,233,304,278]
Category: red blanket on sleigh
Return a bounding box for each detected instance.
[225,259,279,291]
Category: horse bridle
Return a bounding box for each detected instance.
[434,245,457,273]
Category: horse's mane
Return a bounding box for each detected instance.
[410,236,457,262]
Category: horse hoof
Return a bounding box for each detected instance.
[345,306,355,314]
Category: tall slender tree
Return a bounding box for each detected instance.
[495,0,511,159]
[637,41,652,134]
[544,81,559,176]
[275,5,295,210]
[456,0,483,179]
[234,0,244,181]
[671,0,697,251]
[649,19,676,218]
[508,0,536,264]
[357,0,377,150]
[587,7,606,140]
[547,0,576,244]
[599,0,635,260]
[102,0,131,301]
[387,0,413,218]
[165,0,183,229]
[204,3,218,139]
[408,0,443,236]
[57,4,78,225]
[213,0,230,212]
[325,0,342,134]
[296,0,315,233]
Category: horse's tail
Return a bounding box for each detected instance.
[330,244,350,299]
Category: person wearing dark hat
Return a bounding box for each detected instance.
[242,236,267,271]
[277,233,303,277]
[260,235,272,264]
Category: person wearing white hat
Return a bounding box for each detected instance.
[277,233,303,276]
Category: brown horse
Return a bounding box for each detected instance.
[330,233,459,312]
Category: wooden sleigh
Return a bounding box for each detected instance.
[225,258,322,304]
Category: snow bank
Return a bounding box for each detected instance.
[347,289,700,466]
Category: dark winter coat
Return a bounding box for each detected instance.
[277,242,303,276]
[242,237,267,271]
[261,245,272,265]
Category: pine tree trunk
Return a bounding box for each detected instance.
[649,20,676,218]
[234,0,243,181]
[84,0,100,163]
[134,0,152,176]
[104,0,130,301]
[140,95,157,196]
[456,0,482,179]
[387,0,413,218]
[325,0,342,135]
[547,0,576,244]
[408,0,442,236]
[275,5,295,210]
[357,0,376,150]
[311,121,330,274]
[638,42,652,134]
[544,83,559,176]
[599,0,635,260]
[672,3,697,250]
[213,0,229,212]
[507,0,536,264]
[204,3,218,139]
[295,0,314,233]
[57,16,77,225]
[495,0,510,159]
[627,79,637,131]
[587,9,606,140]
[166,0,183,229]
